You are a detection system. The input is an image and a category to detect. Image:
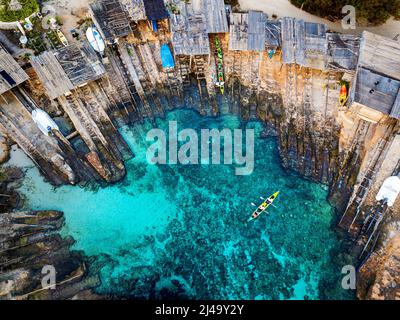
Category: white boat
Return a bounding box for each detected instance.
[32,109,59,136]
[86,27,105,54]
[56,29,69,47]
[376,176,400,207]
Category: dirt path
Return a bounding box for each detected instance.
[43,0,91,39]
[239,0,400,38]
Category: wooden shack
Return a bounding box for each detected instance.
[350,31,400,120]
[229,11,267,51]
[89,0,132,43]
[0,46,29,95]
[326,33,359,71]
[265,21,281,49]
[200,0,228,34]
[296,20,327,69]
[281,17,327,69]
[30,43,106,100]
[170,3,210,56]
[281,17,295,63]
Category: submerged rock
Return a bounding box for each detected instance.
[0,209,101,300]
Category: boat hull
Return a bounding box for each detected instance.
[247,191,279,222]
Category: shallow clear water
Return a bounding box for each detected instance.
[11,109,352,299]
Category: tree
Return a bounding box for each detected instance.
[290,0,400,25]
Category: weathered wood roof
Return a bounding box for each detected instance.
[201,0,228,34]
[30,52,74,100]
[299,20,327,69]
[30,43,105,100]
[0,46,29,95]
[248,11,267,51]
[89,0,132,43]
[351,67,400,119]
[229,11,267,51]
[281,17,295,63]
[358,31,400,81]
[229,13,248,51]
[170,9,210,56]
[281,18,327,69]
[350,31,400,119]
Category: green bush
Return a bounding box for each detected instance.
[0,0,39,22]
[290,0,400,25]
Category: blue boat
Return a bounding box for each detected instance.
[151,20,158,32]
[160,44,175,69]
[268,49,276,59]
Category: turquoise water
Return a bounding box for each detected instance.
[11,109,352,299]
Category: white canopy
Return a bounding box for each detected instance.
[376,176,400,207]
[31,109,59,136]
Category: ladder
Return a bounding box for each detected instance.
[285,64,297,118]
[177,55,191,87]
[249,53,261,94]
[194,55,207,115]
[339,132,391,232]
[232,50,241,77]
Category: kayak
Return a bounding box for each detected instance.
[247,191,279,222]
[268,48,275,59]
[56,30,69,47]
[214,36,225,95]
[339,84,347,105]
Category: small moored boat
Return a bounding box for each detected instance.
[32,109,59,136]
[339,84,347,105]
[247,191,279,222]
[214,36,225,95]
[86,26,105,54]
[56,30,69,47]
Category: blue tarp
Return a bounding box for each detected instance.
[151,20,158,32]
[0,70,16,86]
[161,44,175,69]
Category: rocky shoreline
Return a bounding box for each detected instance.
[0,0,398,296]
[0,77,397,299]
[0,165,104,299]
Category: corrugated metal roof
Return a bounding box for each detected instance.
[0,47,29,95]
[248,11,266,51]
[229,11,267,51]
[281,17,295,63]
[202,0,228,33]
